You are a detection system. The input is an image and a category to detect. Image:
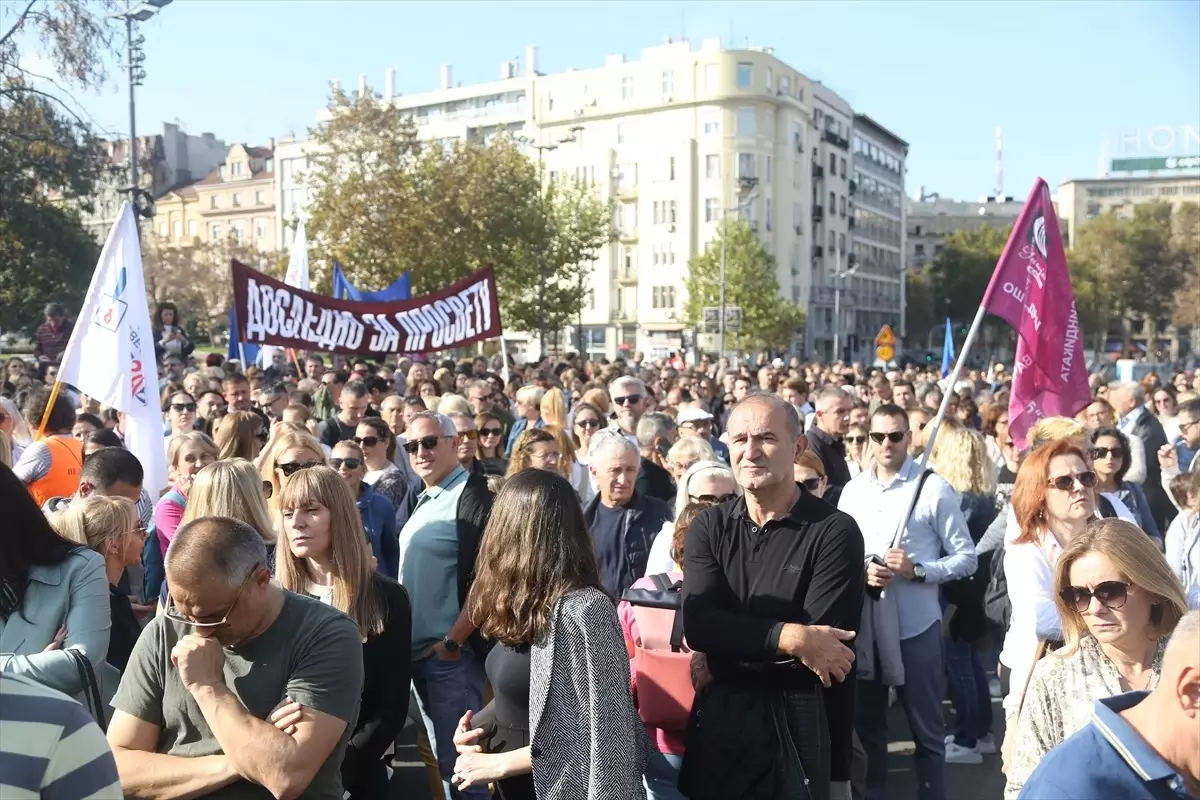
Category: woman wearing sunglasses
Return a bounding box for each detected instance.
[568,401,605,465]
[505,428,562,478]
[1090,426,1162,545]
[214,410,266,461]
[54,495,146,674]
[793,450,828,500]
[646,460,737,575]
[843,423,869,477]
[163,390,197,439]
[275,465,412,799]
[1000,438,1098,757]
[153,431,219,558]
[258,425,327,510]
[475,411,510,475]
[330,440,398,579]
[1003,518,1187,798]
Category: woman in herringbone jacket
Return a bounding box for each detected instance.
[452,468,647,800]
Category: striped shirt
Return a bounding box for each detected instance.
[0,673,122,799]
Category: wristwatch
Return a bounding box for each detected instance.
[442,637,461,654]
[913,564,927,583]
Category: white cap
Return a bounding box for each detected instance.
[676,406,714,425]
[772,358,785,368]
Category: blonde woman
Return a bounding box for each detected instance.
[645,460,737,575]
[665,436,716,483]
[153,431,218,558]
[258,424,327,508]
[181,459,277,543]
[438,393,472,417]
[539,388,568,430]
[505,427,561,478]
[214,409,265,461]
[54,496,146,673]
[275,466,412,798]
[0,430,11,469]
[1003,519,1187,797]
[0,395,32,462]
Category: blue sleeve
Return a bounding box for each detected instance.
[1132,482,1162,540]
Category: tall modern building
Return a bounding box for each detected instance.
[290,40,905,361]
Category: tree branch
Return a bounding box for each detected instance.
[0,0,39,50]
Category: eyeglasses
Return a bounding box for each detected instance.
[1059,580,1129,613]
[330,457,362,470]
[1090,446,1125,460]
[458,429,479,441]
[164,563,261,628]
[869,431,907,444]
[800,478,823,492]
[403,435,452,455]
[170,402,197,413]
[844,435,866,445]
[613,394,643,406]
[352,436,380,448]
[480,427,502,437]
[1047,471,1098,491]
[575,418,603,430]
[691,493,735,504]
[277,460,322,477]
[127,526,148,539]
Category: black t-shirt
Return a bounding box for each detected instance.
[997,465,1017,485]
[591,502,628,596]
[317,416,357,448]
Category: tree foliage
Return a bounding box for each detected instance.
[925,225,1011,337]
[684,219,806,352]
[903,266,937,349]
[304,85,613,337]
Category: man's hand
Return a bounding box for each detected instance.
[780,624,856,688]
[268,698,305,737]
[866,560,893,588]
[428,640,462,662]
[1159,443,1179,471]
[171,634,226,692]
[883,548,915,580]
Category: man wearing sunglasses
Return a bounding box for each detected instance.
[107,516,364,799]
[398,411,494,800]
[608,375,648,447]
[837,404,976,800]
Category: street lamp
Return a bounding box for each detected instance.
[109,0,172,230]
[832,245,859,363]
[718,176,758,360]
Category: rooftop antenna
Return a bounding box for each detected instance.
[994,126,1003,199]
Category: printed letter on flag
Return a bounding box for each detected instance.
[57,202,167,498]
[981,178,1090,448]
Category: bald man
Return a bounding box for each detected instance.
[1019,609,1200,798]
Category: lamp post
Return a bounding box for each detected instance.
[109,0,172,234]
[832,243,858,363]
[718,176,758,360]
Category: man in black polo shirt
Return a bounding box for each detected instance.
[681,393,864,800]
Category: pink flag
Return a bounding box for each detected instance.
[982,178,1090,449]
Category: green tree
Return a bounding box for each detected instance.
[1170,203,1200,332]
[304,85,611,337]
[903,266,937,351]
[1069,212,1134,355]
[926,225,1010,334]
[1125,201,1189,351]
[684,219,806,352]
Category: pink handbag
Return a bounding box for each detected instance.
[629,575,695,731]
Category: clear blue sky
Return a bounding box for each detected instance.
[47,0,1200,200]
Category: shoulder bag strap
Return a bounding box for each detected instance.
[669,606,686,653]
[650,573,672,593]
[67,649,107,732]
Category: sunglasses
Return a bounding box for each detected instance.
[692,493,735,504]
[277,460,322,477]
[458,430,479,441]
[480,427,503,437]
[613,394,643,406]
[1059,580,1129,613]
[330,457,362,470]
[800,478,823,492]
[575,418,603,430]
[403,434,452,455]
[1090,446,1125,460]
[164,563,261,628]
[352,436,380,448]
[845,435,866,445]
[869,431,907,444]
[170,402,197,412]
[1046,471,1098,491]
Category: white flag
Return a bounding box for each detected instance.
[260,220,310,367]
[57,202,167,498]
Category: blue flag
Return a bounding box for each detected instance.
[332,263,411,301]
[941,317,955,378]
[227,305,260,366]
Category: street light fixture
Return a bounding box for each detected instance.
[833,248,859,363]
[718,176,758,360]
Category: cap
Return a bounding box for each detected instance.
[675,406,714,425]
[772,358,785,368]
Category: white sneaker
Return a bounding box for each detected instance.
[977,733,997,755]
[944,741,983,764]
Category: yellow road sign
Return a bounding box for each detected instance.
[876,344,895,363]
[875,324,896,347]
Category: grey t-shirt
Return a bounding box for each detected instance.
[113,591,364,799]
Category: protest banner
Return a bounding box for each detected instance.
[232,260,502,355]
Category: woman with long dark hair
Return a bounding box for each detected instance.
[152,301,194,362]
[452,469,644,799]
[1090,426,1162,544]
[0,462,111,695]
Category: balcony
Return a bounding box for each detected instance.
[812,204,824,222]
[849,179,857,195]
[615,182,637,199]
[610,308,633,322]
[617,228,639,243]
[812,164,824,180]
[617,268,637,284]
[822,130,850,150]
[812,245,824,259]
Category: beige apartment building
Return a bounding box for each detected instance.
[1054,173,1200,246]
[153,143,277,251]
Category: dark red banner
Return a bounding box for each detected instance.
[231,260,501,355]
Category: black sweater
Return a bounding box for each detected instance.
[341,575,412,796]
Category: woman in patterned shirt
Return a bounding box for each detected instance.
[1003,518,1188,797]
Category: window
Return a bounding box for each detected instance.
[667,200,677,224]
[620,203,637,234]
[546,91,555,112]
[617,123,627,144]
[621,76,634,100]
[158,222,168,237]
[232,193,241,207]
[765,110,774,135]
[839,233,846,251]
[209,196,218,209]
[219,165,226,179]
[173,221,182,239]
[256,219,267,239]
[829,230,836,250]
[736,107,756,136]
[934,244,945,256]
[623,246,635,277]
[705,154,720,179]
[830,152,837,172]
[187,220,196,237]
[668,157,676,181]
[616,163,636,190]
[914,244,926,257]
[704,63,719,90]
[231,223,244,245]
[662,70,674,95]
[780,75,790,96]
[231,162,243,176]
[653,201,662,225]
[702,108,721,136]
[766,67,774,90]
[793,202,802,228]
[705,197,720,222]
[829,191,836,211]
[737,152,755,179]
[211,223,222,242]
[766,156,773,184]
[736,62,753,89]
[839,157,846,178]
[839,195,846,216]
[255,190,264,205]
[264,158,273,172]
[652,286,677,308]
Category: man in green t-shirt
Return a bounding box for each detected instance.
[107,517,364,799]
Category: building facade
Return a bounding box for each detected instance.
[1054,174,1200,246]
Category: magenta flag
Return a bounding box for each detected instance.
[981,178,1090,449]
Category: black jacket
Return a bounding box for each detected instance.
[635,456,676,506]
[805,427,852,505]
[456,471,494,656]
[342,576,412,796]
[1130,409,1175,530]
[583,490,673,596]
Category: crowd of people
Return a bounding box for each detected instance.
[2,310,1200,800]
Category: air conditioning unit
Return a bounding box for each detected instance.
[665,223,675,232]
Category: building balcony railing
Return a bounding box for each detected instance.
[822,130,850,151]
[812,164,824,180]
[812,205,824,222]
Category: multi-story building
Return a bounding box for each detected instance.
[1054,174,1200,247]
[68,122,225,242]
[295,40,904,360]
[152,142,277,251]
[275,136,319,250]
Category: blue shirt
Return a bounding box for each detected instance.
[399,465,469,660]
[356,481,398,580]
[505,416,543,457]
[1019,691,1194,800]
[591,501,628,596]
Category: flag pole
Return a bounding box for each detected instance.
[886,301,989,551]
[35,380,65,440]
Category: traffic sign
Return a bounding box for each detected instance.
[874,324,896,347]
[876,344,895,363]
